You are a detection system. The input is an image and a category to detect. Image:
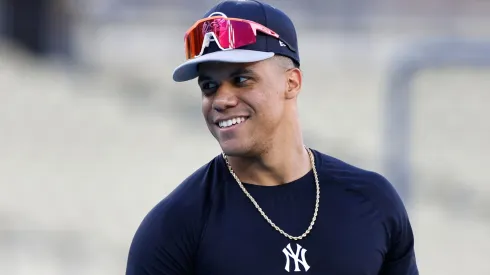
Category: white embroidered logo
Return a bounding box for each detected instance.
[282,243,310,272]
[279,40,286,47]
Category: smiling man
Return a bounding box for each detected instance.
[125,1,419,274]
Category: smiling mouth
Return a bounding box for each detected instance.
[216,116,248,129]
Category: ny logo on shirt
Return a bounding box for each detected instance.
[282,243,310,272]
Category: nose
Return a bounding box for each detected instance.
[212,84,238,112]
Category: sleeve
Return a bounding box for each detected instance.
[125,198,200,275]
[375,175,419,275]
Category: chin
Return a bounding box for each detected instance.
[219,141,253,157]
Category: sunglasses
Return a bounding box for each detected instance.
[184,16,296,60]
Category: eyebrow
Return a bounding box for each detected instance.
[198,67,257,83]
[230,67,255,77]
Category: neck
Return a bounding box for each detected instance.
[225,121,312,186]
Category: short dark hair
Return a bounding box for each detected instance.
[273,55,300,69]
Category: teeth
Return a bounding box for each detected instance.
[218,117,246,128]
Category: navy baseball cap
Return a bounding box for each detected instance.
[172,0,300,82]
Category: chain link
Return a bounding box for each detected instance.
[222,147,320,241]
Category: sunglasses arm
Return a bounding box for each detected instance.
[251,25,297,53]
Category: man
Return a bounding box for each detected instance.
[126,0,418,274]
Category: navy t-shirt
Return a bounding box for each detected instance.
[126,149,418,274]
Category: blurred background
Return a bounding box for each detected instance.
[1,0,489,274]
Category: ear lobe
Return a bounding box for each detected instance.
[284,68,302,100]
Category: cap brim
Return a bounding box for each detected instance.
[172,49,275,82]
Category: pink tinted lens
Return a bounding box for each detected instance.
[200,17,231,48]
[227,20,256,49]
[214,18,232,48]
[215,20,231,48]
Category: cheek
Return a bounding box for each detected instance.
[252,92,283,123]
[263,86,284,111]
[201,97,212,118]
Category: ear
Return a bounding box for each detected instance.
[284,68,302,100]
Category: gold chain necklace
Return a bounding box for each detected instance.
[222,147,320,241]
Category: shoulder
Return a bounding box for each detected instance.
[140,154,225,228]
[130,155,226,246]
[312,149,406,218]
[127,155,225,272]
